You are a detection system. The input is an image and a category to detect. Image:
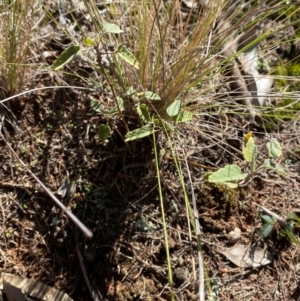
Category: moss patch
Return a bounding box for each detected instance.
[197,183,246,232]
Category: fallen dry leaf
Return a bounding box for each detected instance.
[219,244,273,268]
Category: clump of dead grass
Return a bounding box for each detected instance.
[0,0,34,98]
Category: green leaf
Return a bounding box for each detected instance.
[90,100,104,113]
[103,21,123,33]
[261,215,276,224]
[282,229,298,244]
[164,121,179,133]
[285,220,294,232]
[287,212,300,223]
[83,37,95,46]
[144,91,161,100]
[137,104,150,123]
[152,119,160,127]
[266,138,282,158]
[243,136,257,163]
[118,45,139,69]
[263,159,287,176]
[52,45,80,70]
[126,86,136,96]
[208,164,248,185]
[117,96,124,111]
[263,158,271,167]
[104,97,125,116]
[125,125,154,141]
[167,100,182,117]
[219,182,239,189]
[273,164,287,175]
[173,111,193,123]
[98,124,111,140]
[259,223,274,238]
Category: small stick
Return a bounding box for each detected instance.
[0,121,93,238]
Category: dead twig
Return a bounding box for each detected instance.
[75,231,103,301]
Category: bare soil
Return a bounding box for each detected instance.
[0,1,300,301]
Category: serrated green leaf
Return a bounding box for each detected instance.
[144,91,161,100]
[98,124,111,140]
[106,97,124,116]
[208,164,248,184]
[103,21,123,33]
[266,138,282,158]
[243,136,257,163]
[125,125,154,141]
[167,100,182,117]
[137,104,150,123]
[259,223,274,238]
[118,45,139,69]
[90,100,104,113]
[173,111,193,123]
[52,45,80,70]
[126,86,136,96]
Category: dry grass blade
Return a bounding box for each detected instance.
[0,0,34,98]
[184,151,205,301]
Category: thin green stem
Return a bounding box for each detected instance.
[152,125,174,300]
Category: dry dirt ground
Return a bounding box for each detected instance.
[0,1,300,301]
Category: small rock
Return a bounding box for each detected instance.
[174,267,188,284]
[168,238,176,249]
[227,227,241,244]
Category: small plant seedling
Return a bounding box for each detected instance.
[207,133,286,188]
[260,214,277,238]
[53,19,193,142]
[52,22,137,71]
[123,91,192,141]
[5,228,13,239]
[259,211,300,244]
[98,124,111,141]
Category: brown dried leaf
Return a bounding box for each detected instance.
[220,244,273,268]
